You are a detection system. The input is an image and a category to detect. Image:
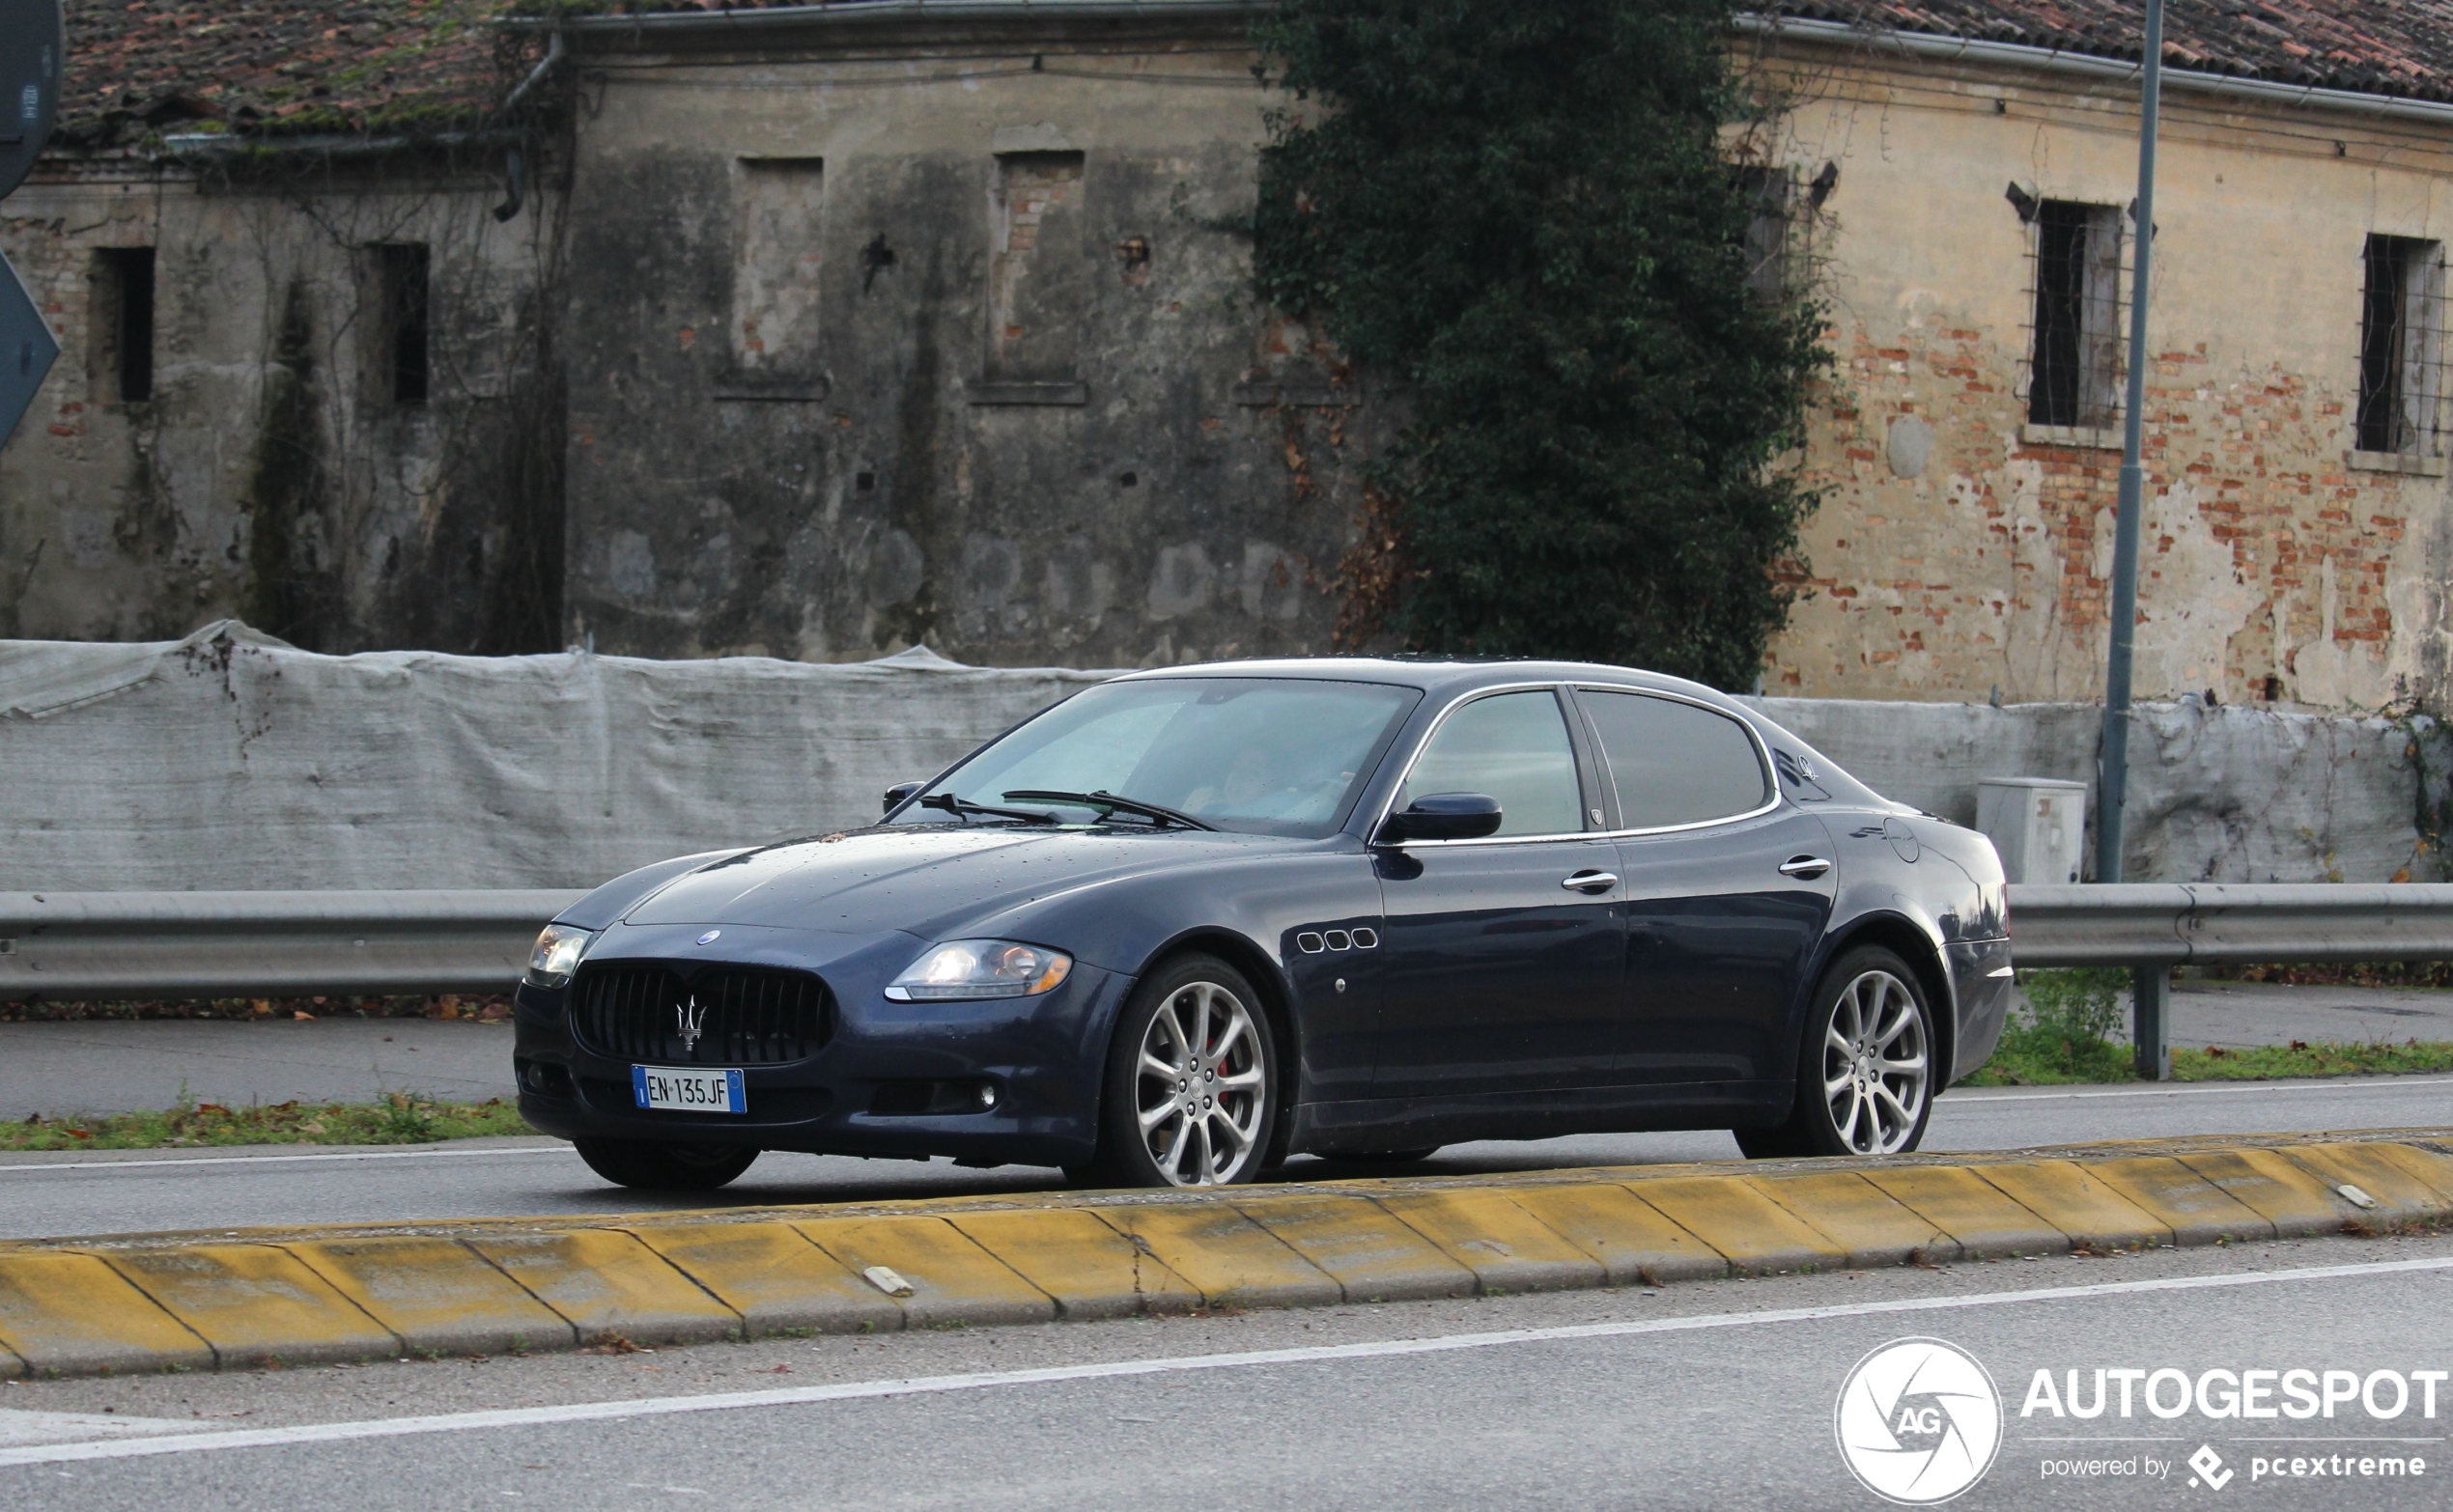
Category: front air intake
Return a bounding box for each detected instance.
[571,965,832,1065]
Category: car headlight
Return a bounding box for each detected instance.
[525,923,594,988]
[886,939,1072,1001]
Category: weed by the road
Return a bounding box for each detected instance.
[1959,967,2453,1085]
[1,1091,532,1151]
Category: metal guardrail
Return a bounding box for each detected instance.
[0,890,584,1001]
[2004,882,2453,966]
[9,881,2453,1086]
[8,883,2453,1001]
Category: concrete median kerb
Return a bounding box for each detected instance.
[0,1130,2444,1381]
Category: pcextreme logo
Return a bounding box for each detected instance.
[1836,1337,2005,1504]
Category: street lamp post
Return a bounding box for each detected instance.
[2094,0,2168,1078]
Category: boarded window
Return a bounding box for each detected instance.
[91,246,155,404]
[2355,234,2444,456]
[374,242,430,406]
[1736,167,1791,300]
[2027,200,2123,430]
[988,151,1085,379]
[732,157,825,374]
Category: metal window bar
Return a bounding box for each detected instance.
[2356,235,2447,456]
[2025,200,2127,431]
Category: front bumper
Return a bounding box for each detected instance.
[511,921,1128,1167]
[1944,936,2016,1082]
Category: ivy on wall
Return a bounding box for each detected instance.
[1255,0,1827,689]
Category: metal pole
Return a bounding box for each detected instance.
[2095,0,2165,1073]
[2096,0,2162,889]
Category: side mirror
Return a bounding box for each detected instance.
[1375,792,1503,844]
[883,780,924,816]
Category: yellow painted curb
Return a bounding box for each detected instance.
[466,1231,739,1347]
[2175,1148,2365,1238]
[625,1222,902,1338]
[285,1237,575,1358]
[0,1134,2441,1380]
[794,1216,1054,1329]
[99,1244,396,1368]
[0,1251,211,1377]
[1855,1165,2065,1257]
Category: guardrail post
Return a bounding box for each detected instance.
[2130,965,2170,1080]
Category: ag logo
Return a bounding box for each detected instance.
[1835,1337,2003,1504]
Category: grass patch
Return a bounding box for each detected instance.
[2,1091,533,1152]
[1960,967,2453,1086]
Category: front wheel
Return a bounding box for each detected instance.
[1737,947,1935,1160]
[573,1137,760,1191]
[1081,952,1279,1189]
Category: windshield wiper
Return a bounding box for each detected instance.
[918,792,1057,825]
[1002,789,1216,831]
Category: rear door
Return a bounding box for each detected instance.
[1572,687,1836,1087]
[1369,686,1624,1096]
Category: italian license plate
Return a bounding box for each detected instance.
[632,1065,746,1114]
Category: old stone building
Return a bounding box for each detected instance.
[7,0,2453,712]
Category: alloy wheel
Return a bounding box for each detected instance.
[1819,968,1930,1155]
[1133,978,1268,1185]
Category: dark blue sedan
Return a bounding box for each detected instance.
[512,658,2013,1190]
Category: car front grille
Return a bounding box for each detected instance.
[571,965,832,1066]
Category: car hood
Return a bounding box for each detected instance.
[621,824,1290,938]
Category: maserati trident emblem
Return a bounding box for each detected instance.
[676,994,707,1055]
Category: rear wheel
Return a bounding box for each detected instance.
[1076,953,1278,1189]
[1736,946,1935,1160]
[573,1137,760,1191]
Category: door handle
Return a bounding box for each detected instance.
[1562,870,1619,893]
[1778,855,1832,880]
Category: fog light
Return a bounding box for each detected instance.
[976,1081,1000,1110]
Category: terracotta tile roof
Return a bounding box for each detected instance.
[55,0,547,149]
[49,0,2453,153]
[1770,2,2453,105]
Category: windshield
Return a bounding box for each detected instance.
[895,677,1421,838]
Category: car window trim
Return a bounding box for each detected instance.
[1565,684,1783,838]
[1367,682,1605,848]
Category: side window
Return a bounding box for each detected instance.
[1396,690,1583,837]
[1580,691,1770,829]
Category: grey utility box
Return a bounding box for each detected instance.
[1976,777,2089,884]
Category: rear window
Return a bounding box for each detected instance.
[1579,689,1770,829]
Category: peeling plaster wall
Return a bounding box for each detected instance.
[558,28,1365,666]
[1761,47,2453,714]
[0,162,560,654]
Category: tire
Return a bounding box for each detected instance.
[1080,952,1280,1189]
[573,1137,760,1191]
[1738,946,1937,1160]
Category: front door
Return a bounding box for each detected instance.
[1370,687,1624,1097]
[1571,687,1837,1087]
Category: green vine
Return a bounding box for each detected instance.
[1253,0,1828,688]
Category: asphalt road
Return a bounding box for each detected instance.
[6,978,2450,1123]
[3,1229,2447,1510]
[1,1074,2446,1242]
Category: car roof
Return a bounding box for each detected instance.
[1107,656,1741,709]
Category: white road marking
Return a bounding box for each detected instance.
[0,1411,209,1448]
[2,1254,2447,1470]
[0,1146,574,1175]
[1944,1076,2453,1104]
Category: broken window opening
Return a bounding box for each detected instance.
[94,246,155,404]
[2355,233,2444,456]
[2026,200,2124,430]
[375,242,431,406]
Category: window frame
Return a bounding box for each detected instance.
[2023,199,2125,433]
[1368,683,1610,847]
[1564,685,1782,837]
[2354,233,2445,459]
